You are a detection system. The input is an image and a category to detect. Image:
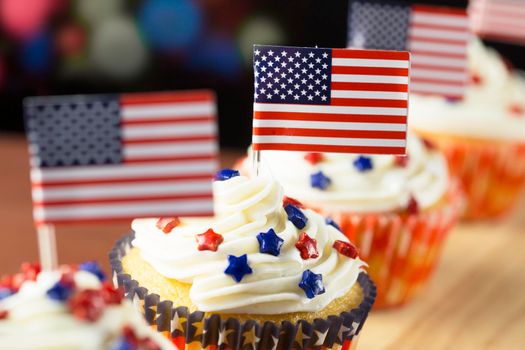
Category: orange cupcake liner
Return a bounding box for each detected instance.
[423,135,525,220]
[316,180,463,309]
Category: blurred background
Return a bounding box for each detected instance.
[0,0,522,148]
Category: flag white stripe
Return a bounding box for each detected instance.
[253,119,407,131]
[32,180,212,202]
[253,135,406,147]
[30,160,216,183]
[253,103,407,115]
[411,12,470,28]
[33,199,214,221]
[410,82,465,95]
[409,41,467,54]
[122,123,216,139]
[409,27,471,41]
[121,102,215,120]
[331,74,409,84]
[124,141,217,159]
[331,58,409,68]
[411,68,467,81]
[331,90,408,100]
[411,54,465,68]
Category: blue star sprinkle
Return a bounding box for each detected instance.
[224,254,253,282]
[284,204,308,229]
[325,217,342,232]
[0,288,13,301]
[214,169,240,181]
[256,228,284,256]
[353,156,373,172]
[310,171,331,190]
[298,270,325,299]
[111,338,134,350]
[79,261,106,282]
[46,281,74,301]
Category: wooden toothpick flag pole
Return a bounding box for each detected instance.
[37,224,58,271]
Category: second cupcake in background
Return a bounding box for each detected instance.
[238,133,463,308]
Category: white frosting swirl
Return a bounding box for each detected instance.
[409,38,525,141]
[242,133,449,213]
[132,175,365,314]
[0,270,174,350]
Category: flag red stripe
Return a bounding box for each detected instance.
[121,116,214,125]
[411,77,467,85]
[332,49,410,60]
[253,127,406,139]
[123,154,217,164]
[253,143,405,154]
[32,174,213,187]
[33,193,213,206]
[411,63,466,72]
[331,82,408,92]
[412,4,469,16]
[330,98,407,108]
[411,50,466,59]
[122,135,215,145]
[35,213,211,226]
[120,91,214,105]
[408,35,468,45]
[408,22,469,32]
[254,111,407,123]
[331,66,409,76]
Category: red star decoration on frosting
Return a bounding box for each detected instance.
[295,232,319,260]
[123,325,162,350]
[304,152,324,165]
[0,310,8,320]
[508,104,524,117]
[196,228,224,252]
[283,196,305,209]
[394,155,409,167]
[68,289,106,322]
[406,195,419,215]
[156,217,181,234]
[333,240,359,259]
[470,72,483,86]
[422,138,436,151]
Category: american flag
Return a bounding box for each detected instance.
[469,0,525,45]
[24,91,218,225]
[348,1,470,99]
[252,45,409,155]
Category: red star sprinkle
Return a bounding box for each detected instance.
[283,196,305,209]
[394,155,409,167]
[101,282,123,305]
[407,195,419,215]
[422,138,436,151]
[508,104,523,117]
[0,310,8,320]
[122,326,161,350]
[470,72,483,86]
[304,152,324,165]
[59,272,76,289]
[196,228,224,252]
[333,240,359,259]
[156,217,180,234]
[295,232,319,260]
[68,290,106,322]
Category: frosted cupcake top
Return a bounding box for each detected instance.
[409,38,525,141]
[132,173,366,315]
[0,263,174,350]
[242,133,449,213]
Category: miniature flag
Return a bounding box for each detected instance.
[252,45,409,155]
[469,0,525,45]
[348,0,470,99]
[25,91,218,225]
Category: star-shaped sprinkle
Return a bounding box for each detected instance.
[298,270,325,299]
[284,204,308,229]
[470,72,482,85]
[68,289,106,322]
[333,240,359,259]
[508,103,523,117]
[283,196,305,209]
[120,325,162,350]
[156,217,180,234]
[422,138,436,150]
[79,261,106,282]
[394,155,409,167]
[224,254,253,282]
[196,228,224,252]
[256,228,284,256]
[101,282,124,305]
[47,273,76,301]
[295,232,319,260]
[353,156,373,172]
[325,217,342,232]
[406,195,419,215]
[304,152,323,165]
[0,310,8,320]
[310,171,331,190]
[0,288,12,301]
[214,168,240,181]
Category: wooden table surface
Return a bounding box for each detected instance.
[1,134,524,350]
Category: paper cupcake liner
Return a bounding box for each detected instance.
[110,234,376,350]
[316,180,463,308]
[421,134,525,219]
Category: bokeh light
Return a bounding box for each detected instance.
[0,0,53,40]
[237,15,286,65]
[21,30,53,73]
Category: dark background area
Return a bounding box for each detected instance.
[0,0,522,148]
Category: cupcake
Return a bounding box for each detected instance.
[110,172,376,350]
[0,262,174,350]
[238,133,462,308]
[409,38,525,219]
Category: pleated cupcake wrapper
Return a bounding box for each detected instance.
[316,179,464,308]
[426,135,525,219]
[110,234,376,350]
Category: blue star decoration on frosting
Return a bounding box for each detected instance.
[298,270,325,299]
[79,261,106,282]
[47,280,74,301]
[284,204,308,229]
[0,288,12,301]
[111,337,134,350]
[325,217,342,232]
[224,254,253,282]
[310,171,331,190]
[353,156,373,172]
[256,228,284,256]
[215,168,240,181]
